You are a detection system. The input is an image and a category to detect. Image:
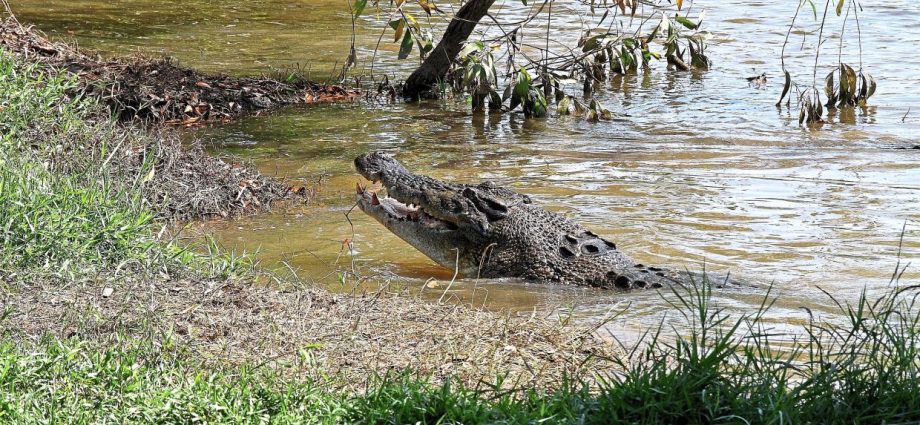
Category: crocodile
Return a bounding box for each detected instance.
[354,151,724,289]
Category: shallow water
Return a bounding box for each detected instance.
[17,0,920,334]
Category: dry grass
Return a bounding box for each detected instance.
[1,275,619,391]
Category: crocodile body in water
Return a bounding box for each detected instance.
[354,152,726,289]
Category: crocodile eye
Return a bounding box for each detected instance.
[444,199,464,213]
[564,234,578,244]
[614,275,630,289]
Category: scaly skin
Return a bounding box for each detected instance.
[354,151,719,290]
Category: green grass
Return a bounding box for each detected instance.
[0,50,248,280]
[1,280,918,424]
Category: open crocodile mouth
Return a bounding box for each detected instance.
[355,183,460,232]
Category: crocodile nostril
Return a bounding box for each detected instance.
[582,244,600,254]
[559,246,576,258]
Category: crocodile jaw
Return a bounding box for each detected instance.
[355,185,477,275]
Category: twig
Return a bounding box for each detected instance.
[889,222,907,286]
[438,248,461,304]
[1,0,20,27]
[779,0,807,72]
[902,107,910,123]
[853,0,863,69]
[837,0,851,65]
[813,0,832,86]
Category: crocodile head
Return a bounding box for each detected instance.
[354,151,714,289]
[354,151,529,275]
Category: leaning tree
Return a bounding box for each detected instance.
[351,0,877,125]
[351,0,711,113]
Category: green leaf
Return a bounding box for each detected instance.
[398,31,413,60]
[403,11,420,31]
[674,16,698,30]
[835,0,845,16]
[417,29,434,58]
[502,84,512,102]
[352,0,368,17]
[489,89,502,110]
[458,42,483,60]
[390,19,406,43]
[582,34,608,53]
[557,96,571,115]
[807,0,818,19]
[514,67,532,101]
[526,90,547,118]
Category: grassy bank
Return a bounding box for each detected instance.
[0,46,615,415]
[0,50,257,280]
[2,48,920,424]
[2,280,919,423]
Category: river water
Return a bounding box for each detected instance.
[16,1,919,333]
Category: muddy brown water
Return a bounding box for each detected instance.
[17,1,920,337]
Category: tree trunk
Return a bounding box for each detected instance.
[403,0,496,99]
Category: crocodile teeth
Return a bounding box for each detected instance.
[371,193,380,205]
[356,182,365,194]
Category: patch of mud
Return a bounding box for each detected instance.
[1,276,620,390]
[0,18,359,124]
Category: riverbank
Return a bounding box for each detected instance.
[0,38,616,395]
[0,18,359,124]
[2,16,920,424]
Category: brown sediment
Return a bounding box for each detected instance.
[0,18,359,124]
[1,275,620,390]
[1,17,316,219]
[131,132,312,220]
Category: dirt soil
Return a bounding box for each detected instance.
[1,275,621,390]
[134,132,311,220]
[0,18,359,124]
